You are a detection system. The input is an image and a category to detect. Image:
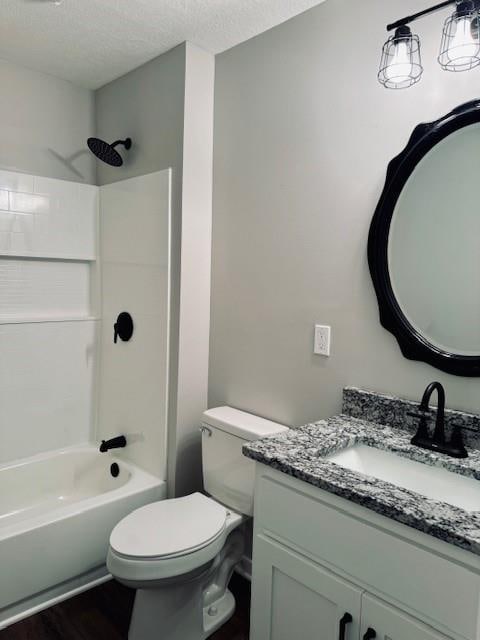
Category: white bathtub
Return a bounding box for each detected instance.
[0,445,165,629]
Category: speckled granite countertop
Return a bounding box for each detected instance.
[243,388,480,556]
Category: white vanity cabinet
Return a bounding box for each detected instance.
[250,466,480,640]
[252,535,362,640]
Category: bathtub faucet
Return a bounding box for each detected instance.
[99,435,127,453]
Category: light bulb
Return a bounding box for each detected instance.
[378,26,422,89]
[385,40,414,84]
[439,3,480,71]
[448,15,479,62]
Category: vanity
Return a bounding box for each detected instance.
[244,388,480,640]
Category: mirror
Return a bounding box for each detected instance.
[369,100,480,376]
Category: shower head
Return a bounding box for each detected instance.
[87,137,132,167]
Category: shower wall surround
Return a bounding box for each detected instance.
[0,167,171,479]
[0,169,99,463]
[97,170,171,479]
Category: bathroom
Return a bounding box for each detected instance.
[1,0,480,638]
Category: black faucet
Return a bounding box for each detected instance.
[409,382,467,458]
[99,435,127,453]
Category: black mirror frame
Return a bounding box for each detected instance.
[368,99,480,377]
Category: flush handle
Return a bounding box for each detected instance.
[199,425,212,437]
[338,612,353,640]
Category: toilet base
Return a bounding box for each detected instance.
[203,589,235,637]
[128,582,235,640]
[123,513,246,640]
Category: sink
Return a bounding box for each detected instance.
[327,444,480,512]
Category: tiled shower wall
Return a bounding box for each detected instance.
[0,168,170,479]
[0,170,98,463]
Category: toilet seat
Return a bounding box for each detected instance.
[107,493,243,584]
[110,493,227,560]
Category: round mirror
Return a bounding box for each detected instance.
[369,100,480,376]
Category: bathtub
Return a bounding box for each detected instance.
[0,445,165,629]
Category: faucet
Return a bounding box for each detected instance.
[99,435,127,453]
[409,382,467,458]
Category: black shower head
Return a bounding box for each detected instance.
[87,137,132,167]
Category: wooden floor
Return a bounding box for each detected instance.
[1,574,250,640]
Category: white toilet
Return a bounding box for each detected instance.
[107,406,288,640]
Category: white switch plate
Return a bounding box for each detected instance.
[314,324,331,356]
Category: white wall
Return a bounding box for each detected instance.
[0,58,95,184]
[98,170,171,479]
[170,43,215,496]
[210,0,480,427]
[0,170,98,463]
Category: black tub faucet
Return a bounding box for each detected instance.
[99,435,127,453]
[409,382,467,458]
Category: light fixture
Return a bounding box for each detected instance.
[379,0,480,89]
[378,26,423,89]
[439,1,480,70]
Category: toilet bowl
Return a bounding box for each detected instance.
[107,406,288,640]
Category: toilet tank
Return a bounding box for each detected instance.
[201,406,288,517]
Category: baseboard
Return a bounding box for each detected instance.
[0,566,111,630]
[235,554,252,581]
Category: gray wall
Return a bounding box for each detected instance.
[210,0,480,426]
[0,58,95,184]
[95,44,186,187]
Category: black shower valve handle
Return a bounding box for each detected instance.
[113,311,134,344]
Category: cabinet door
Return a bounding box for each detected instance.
[250,535,362,640]
[361,594,452,640]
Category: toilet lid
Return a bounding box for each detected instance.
[110,493,227,559]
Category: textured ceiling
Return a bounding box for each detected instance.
[0,0,325,89]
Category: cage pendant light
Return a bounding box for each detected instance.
[438,0,480,71]
[378,26,423,89]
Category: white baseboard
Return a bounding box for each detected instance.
[235,553,252,581]
[0,566,111,630]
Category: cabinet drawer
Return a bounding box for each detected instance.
[255,470,480,640]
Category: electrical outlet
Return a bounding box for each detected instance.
[314,324,331,356]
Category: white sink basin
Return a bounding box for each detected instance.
[327,444,480,512]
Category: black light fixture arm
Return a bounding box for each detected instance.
[387,0,457,31]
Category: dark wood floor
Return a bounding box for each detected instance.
[1,574,250,640]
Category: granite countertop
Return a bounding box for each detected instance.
[243,389,480,556]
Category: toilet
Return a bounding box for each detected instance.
[107,406,288,640]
